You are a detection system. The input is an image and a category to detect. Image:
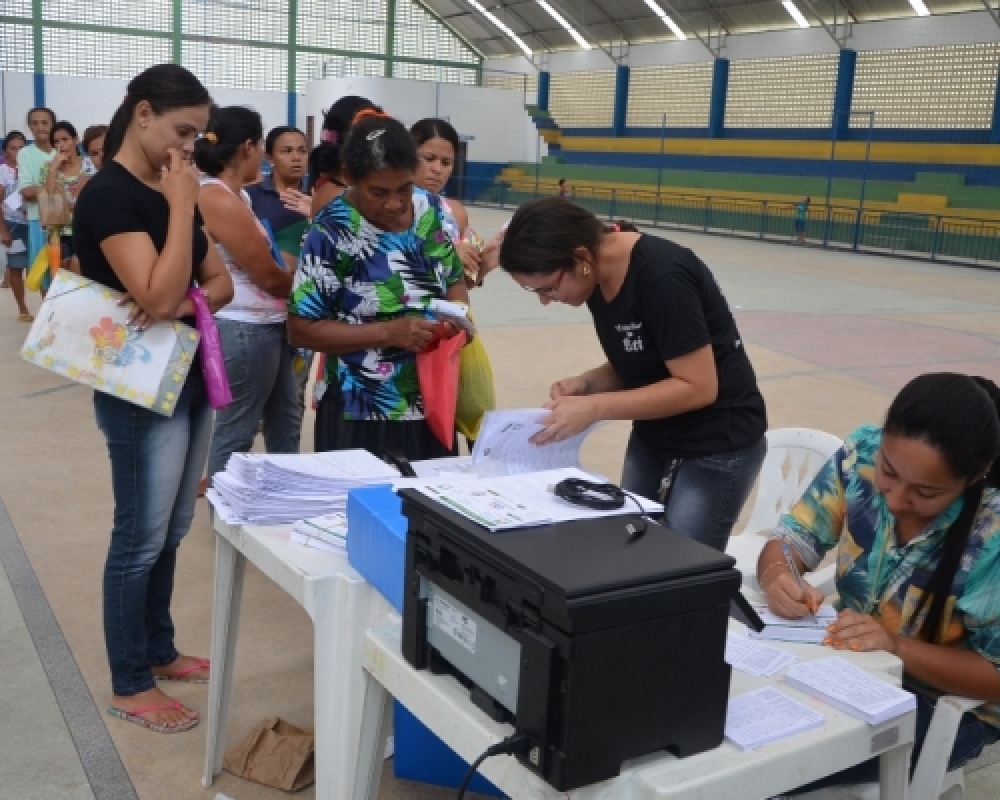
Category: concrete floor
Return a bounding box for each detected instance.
[0,208,998,800]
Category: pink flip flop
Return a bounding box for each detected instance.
[154,657,211,684]
[107,700,199,733]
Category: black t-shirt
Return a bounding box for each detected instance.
[587,235,767,459]
[74,161,208,296]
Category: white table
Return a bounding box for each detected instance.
[201,519,394,799]
[352,623,916,800]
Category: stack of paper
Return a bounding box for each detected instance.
[413,467,662,532]
[725,686,825,750]
[749,603,838,644]
[725,632,798,677]
[785,657,916,725]
[290,512,349,554]
[207,450,399,525]
[472,409,596,475]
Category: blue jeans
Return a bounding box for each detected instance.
[792,692,994,791]
[621,432,767,551]
[94,377,213,696]
[206,319,302,483]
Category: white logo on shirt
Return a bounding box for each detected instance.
[615,322,644,353]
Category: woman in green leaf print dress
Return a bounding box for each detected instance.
[287,111,470,459]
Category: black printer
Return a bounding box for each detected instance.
[399,489,742,791]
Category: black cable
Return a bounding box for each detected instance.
[553,478,652,537]
[456,732,531,800]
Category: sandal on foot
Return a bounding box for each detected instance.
[107,700,199,733]
[154,657,210,684]
[18,313,34,323]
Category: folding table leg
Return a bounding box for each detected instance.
[202,533,247,787]
[352,670,393,800]
[879,740,913,800]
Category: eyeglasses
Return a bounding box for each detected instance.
[523,269,565,298]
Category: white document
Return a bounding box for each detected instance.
[785,657,916,725]
[725,686,825,751]
[3,190,22,212]
[749,603,838,644]
[5,239,26,254]
[289,531,346,554]
[725,632,798,677]
[414,467,662,532]
[292,512,349,543]
[472,409,596,475]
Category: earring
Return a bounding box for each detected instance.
[582,266,592,276]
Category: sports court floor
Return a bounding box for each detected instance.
[1,207,999,799]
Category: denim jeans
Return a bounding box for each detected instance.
[94,377,213,696]
[621,432,767,551]
[206,319,302,482]
[791,692,994,792]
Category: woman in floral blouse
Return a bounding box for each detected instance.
[287,111,469,459]
[758,373,1000,788]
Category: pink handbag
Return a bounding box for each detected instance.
[187,287,233,409]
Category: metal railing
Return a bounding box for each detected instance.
[460,178,1000,269]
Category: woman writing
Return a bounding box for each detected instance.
[410,118,482,286]
[195,106,300,483]
[500,198,767,551]
[759,373,1000,787]
[73,64,233,734]
[288,113,469,459]
[42,120,97,272]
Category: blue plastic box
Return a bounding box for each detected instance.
[345,485,505,796]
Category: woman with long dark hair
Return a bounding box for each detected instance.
[195,106,299,483]
[307,95,378,217]
[73,64,233,734]
[499,197,767,551]
[760,373,1000,786]
[288,112,469,459]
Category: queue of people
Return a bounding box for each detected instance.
[5,64,999,791]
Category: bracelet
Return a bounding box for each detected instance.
[758,561,788,585]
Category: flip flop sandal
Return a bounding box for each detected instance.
[154,657,211,684]
[18,313,34,323]
[107,700,199,733]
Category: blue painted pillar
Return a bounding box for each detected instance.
[991,64,1000,144]
[613,64,630,137]
[287,93,297,127]
[537,70,550,112]
[832,49,856,141]
[708,58,729,138]
[34,74,46,108]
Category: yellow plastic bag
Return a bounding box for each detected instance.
[456,334,496,441]
[25,244,49,293]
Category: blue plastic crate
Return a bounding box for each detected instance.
[394,701,506,797]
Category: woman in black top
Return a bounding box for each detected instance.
[73,64,233,734]
[500,197,767,551]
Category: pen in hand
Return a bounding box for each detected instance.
[781,541,818,623]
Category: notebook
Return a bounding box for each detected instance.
[725,686,825,751]
[785,657,916,725]
[749,603,838,644]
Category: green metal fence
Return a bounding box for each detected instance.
[466,179,1000,269]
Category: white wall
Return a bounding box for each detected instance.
[1,72,293,140]
[484,10,1000,73]
[303,76,546,163]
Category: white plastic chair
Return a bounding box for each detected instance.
[726,427,843,589]
[792,570,982,800]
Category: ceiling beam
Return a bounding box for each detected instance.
[542,0,629,62]
[797,0,852,48]
[982,0,1000,28]
[656,0,726,57]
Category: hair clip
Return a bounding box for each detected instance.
[320,129,338,144]
[366,129,387,142]
[352,108,388,125]
[200,132,218,144]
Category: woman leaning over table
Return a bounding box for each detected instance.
[757,373,1000,790]
[73,64,233,735]
[287,111,469,460]
[499,197,767,552]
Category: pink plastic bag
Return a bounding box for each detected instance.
[188,287,233,410]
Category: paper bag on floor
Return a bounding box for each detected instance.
[223,717,315,791]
